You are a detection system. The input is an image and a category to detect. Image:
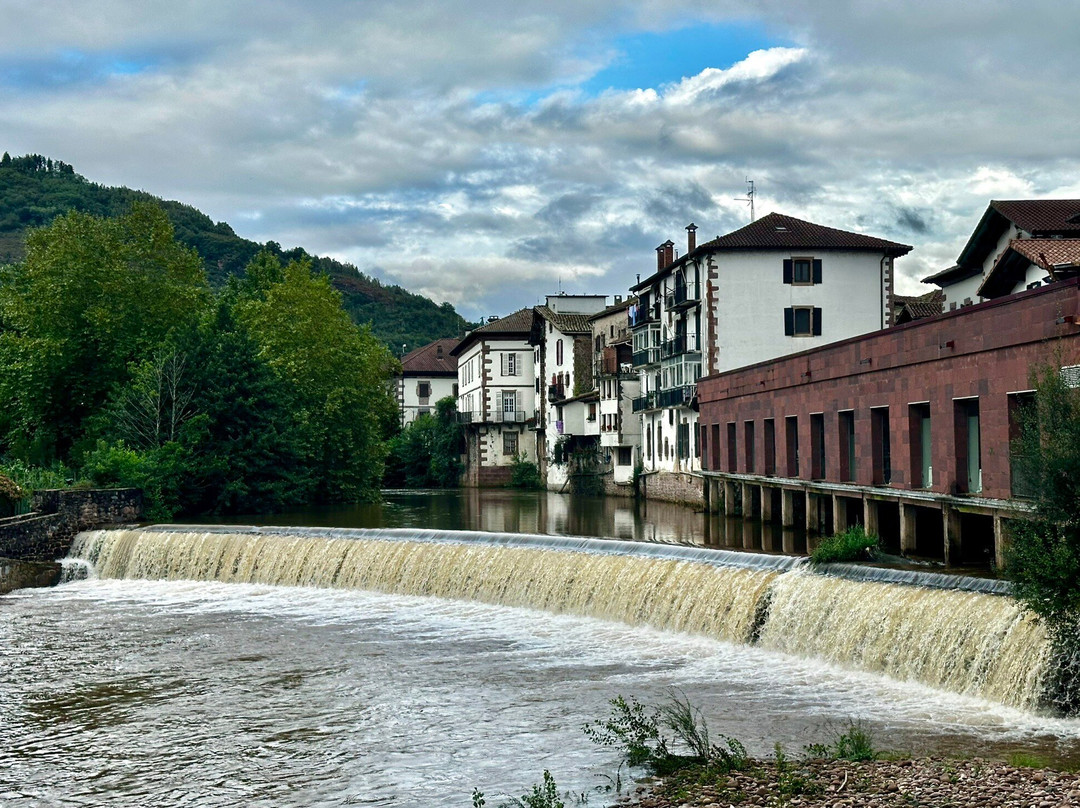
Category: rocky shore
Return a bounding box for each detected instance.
[616,757,1080,808]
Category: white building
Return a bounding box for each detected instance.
[396,338,458,427]
[923,199,1080,305]
[589,298,640,487]
[630,214,912,494]
[530,295,608,491]
[450,309,537,487]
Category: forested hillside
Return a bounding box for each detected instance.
[0,153,470,350]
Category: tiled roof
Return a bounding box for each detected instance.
[893,289,944,323]
[921,264,980,285]
[534,306,593,334]
[587,297,635,322]
[632,213,911,291]
[449,307,535,356]
[701,213,913,255]
[1008,238,1080,268]
[401,338,459,376]
[990,200,1080,235]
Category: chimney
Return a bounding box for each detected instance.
[614,294,622,305]
[686,222,697,253]
[656,240,675,270]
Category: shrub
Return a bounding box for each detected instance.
[509,454,542,490]
[810,527,879,564]
[802,720,877,762]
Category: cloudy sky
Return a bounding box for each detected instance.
[4,1,1079,320]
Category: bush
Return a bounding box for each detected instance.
[810,527,879,564]
[509,454,542,490]
[802,720,877,762]
[583,692,748,777]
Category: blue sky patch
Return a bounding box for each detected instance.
[0,48,159,92]
[582,20,792,94]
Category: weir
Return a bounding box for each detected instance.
[69,526,1052,712]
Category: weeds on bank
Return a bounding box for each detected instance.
[810,527,880,564]
[803,720,878,762]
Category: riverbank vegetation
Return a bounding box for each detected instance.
[809,527,879,564]
[0,203,399,519]
[384,397,465,488]
[482,694,1080,808]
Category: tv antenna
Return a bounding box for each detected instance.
[734,179,755,222]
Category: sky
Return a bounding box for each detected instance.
[3,1,1080,321]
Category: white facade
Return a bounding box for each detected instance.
[712,250,894,372]
[399,375,457,426]
[454,324,537,482]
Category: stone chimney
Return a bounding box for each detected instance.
[656,240,675,270]
[686,222,697,253]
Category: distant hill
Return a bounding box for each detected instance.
[0,152,471,351]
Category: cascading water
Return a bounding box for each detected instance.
[68,525,1054,711]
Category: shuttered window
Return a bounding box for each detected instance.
[501,352,519,376]
[784,307,821,337]
[783,258,822,285]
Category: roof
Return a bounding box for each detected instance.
[893,289,944,324]
[955,199,1080,272]
[400,338,459,376]
[921,264,980,285]
[449,307,535,356]
[586,297,635,322]
[978,238,1080,299]
[533,305,593,335]
[632,212,912,291]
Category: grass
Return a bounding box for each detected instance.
[810,526,880,564]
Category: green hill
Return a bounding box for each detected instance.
[0,152,470,351]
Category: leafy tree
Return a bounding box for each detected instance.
[0,202,210,462]
[384,396,464,488]
[234,252,398,502]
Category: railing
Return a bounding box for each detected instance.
[499,410,526,423]
[548,384,566,402]
[628,307,656,328]
[632,346,661,368]
[661,334,701,359]
[458,410,527,424]
[457,411,475,424]
[657,386,695,408]
[665,280,700,310]
[632,392,658,413]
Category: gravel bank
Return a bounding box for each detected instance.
[615,757,1080,808]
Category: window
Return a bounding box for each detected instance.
[763,419,776,476]
[556,340,563,366]
[871,407,891,484]
[503,391,517,413]
[587,402,597,422]
[727,422,737,471]
[503,431,518,456]
[417,381,431,400]
[785,416,799,477]
[617,446,632,466]
[744,421,755,473]
[909,403,932,488]
[783,257,822,285]
[810,413,825,480]
[1009,392,1037,498]
[838,411,856,482]
[501,352,518,376]
[784,307,821,337]
[955,398,981,494]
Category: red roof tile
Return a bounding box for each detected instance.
[401,338,459,376]
[701,212,913,255]
[990,200,1080,235]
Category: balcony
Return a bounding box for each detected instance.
[657,385,695,408]
[457,411,475,424]
[499,410,527,423]
[665,280,700,311]
[631,346,661,368]
[548,383,566,402]
[632,392,659,413]
[661,333,701,359]
[458,410,527,424]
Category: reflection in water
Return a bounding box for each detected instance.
[191,489,812,555]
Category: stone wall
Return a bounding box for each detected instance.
[0,488,143,563]
[0,558,61,595]
[637,471,705,506]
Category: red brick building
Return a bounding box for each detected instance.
[696,278,1080,567]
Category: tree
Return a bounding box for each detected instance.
[384,396,464,488]
[0,202,210,462]
[234,252,399,502]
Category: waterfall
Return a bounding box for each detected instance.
[68,526,1053,711]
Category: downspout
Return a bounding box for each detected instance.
[880,254,887,329]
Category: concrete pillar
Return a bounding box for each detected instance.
[943,507,962,566]
[781,489,797,528]
[806,492,820,535]
[993,515,1010,570]
[703,477,712,514]
[782,530,795,554]
[863,497,879,539]
[899,503,917,554]
[832,495,848,533]
[724,481,739,516]
[760,486,774,522]
[741,483,756,519]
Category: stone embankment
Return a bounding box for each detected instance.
[0,488,142,593]
[620,757,1080,808]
